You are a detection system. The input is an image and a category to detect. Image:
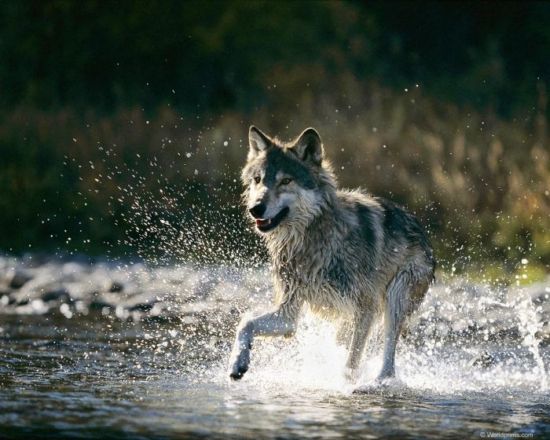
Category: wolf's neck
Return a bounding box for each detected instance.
[264,190,342,263]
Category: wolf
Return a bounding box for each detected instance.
[228,126,435,383]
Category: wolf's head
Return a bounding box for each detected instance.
[241,126,336,235]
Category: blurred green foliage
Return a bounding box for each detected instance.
[0,1,549,273]
[1,1,548,114]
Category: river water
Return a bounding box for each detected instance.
[0,255,549,439]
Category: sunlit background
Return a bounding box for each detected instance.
[1,0,548,279]
[0,2,549,439]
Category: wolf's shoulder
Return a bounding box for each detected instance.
[374,197,424,235]
[334,190,429,245]
[334,189,384,246]
[336,188,383,212]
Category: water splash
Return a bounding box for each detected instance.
[213,281,550,398]
[3,145,550,399]
[516,293,548,391]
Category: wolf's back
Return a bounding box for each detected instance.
[377,197,436,281]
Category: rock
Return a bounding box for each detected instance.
[9,270,33,289]
[41,287,71,303]
[0,288,12,297]
[109,281,124,293]
[89,299,113,311]
[129,302,155,312]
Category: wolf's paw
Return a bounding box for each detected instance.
[229,368,247,381]
[352,376,403,394]
[375,367,395,383]
[229,348,250,381]
[344,367,359,383]
[374,375,399,387]
[352,383,377,394]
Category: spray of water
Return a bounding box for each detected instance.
[213,281,549,398]
[25,143,543,401]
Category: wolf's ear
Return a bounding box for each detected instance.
[291,128,323,166]
[248,126,271,160]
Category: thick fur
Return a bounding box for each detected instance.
[229,126,435,382]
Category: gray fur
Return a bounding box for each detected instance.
[229,126,435,382]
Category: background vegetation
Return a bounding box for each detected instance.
[1,1,549,278]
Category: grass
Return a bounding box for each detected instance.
[1,79,549,271]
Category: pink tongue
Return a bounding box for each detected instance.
[256,219,269,226]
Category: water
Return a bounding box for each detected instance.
[1,255,549,439]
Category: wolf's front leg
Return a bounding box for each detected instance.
[345,313,374,382]
[229,305,298,380]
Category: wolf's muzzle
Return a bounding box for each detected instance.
[255,207,289,232]
[249,203,266,219]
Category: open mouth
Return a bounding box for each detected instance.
[254,207,289,232]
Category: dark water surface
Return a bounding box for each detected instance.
[0,257,549,439]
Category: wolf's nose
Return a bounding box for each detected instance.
[249,203,266,219]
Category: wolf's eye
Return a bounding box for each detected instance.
[254,176,261,184]
[280,177,292,185]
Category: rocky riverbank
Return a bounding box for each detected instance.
[0,255,549,346]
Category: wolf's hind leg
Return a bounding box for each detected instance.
[378,269,413,380]
[336,321,352,349]
[345,313,374,381]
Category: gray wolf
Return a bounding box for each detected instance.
[229,126,435,383]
